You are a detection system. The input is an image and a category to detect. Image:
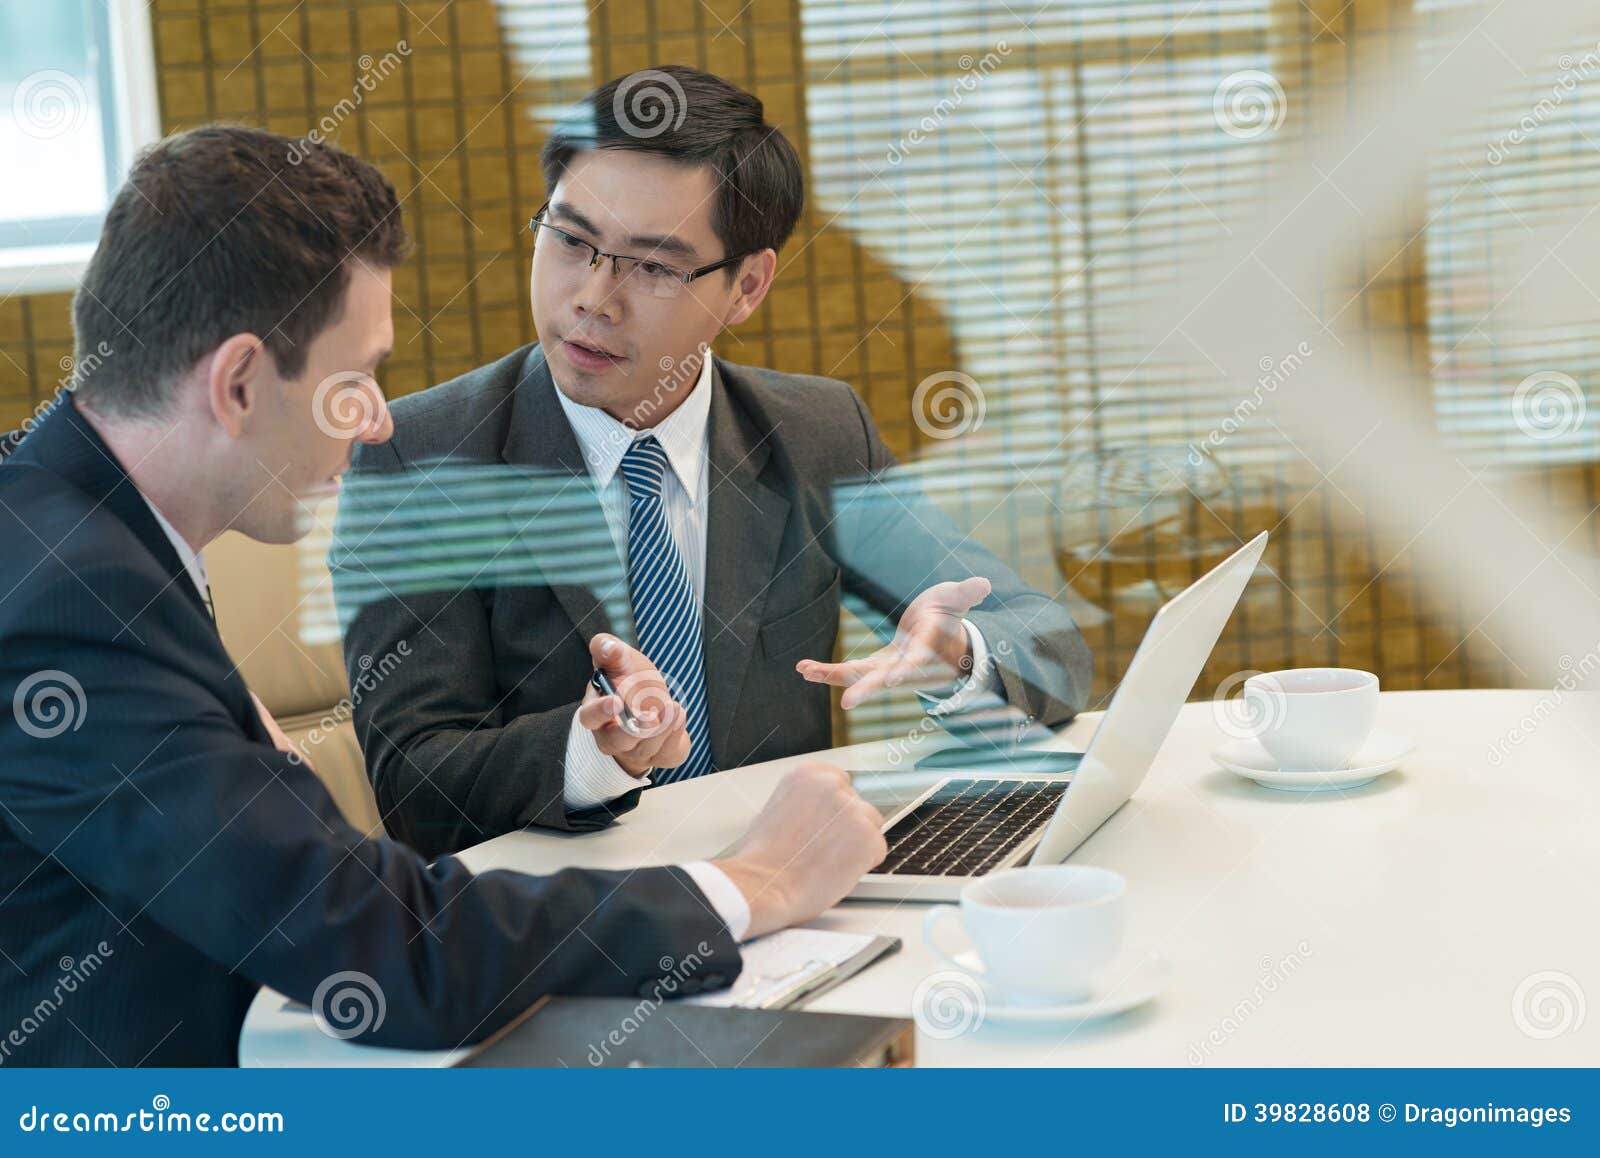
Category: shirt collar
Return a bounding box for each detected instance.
[140,493,209,600]
[554,348,714,502]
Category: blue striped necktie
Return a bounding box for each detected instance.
[618,436,714,783]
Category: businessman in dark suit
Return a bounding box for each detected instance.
[0,126,885,1067]
[332,67,1093,860]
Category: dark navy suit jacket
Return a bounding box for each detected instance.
[0,399,738,1066]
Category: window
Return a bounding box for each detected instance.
[1420,0,1600,467]
[0,0,160,293]
[802,0,1292,733]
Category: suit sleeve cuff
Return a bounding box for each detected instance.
[563,710,650,810]
[924,618,1004,715]
[681,861,751,940]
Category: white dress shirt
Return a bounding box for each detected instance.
[552,349,1001,817]
[142,494,211,611]
[542,349,1013,941]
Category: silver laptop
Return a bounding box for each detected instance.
[850,530,1267,902]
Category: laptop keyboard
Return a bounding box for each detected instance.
[876,778,1069,878]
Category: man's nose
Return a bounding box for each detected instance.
[570,256,624,321]
[355,384,393,444]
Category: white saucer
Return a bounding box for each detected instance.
[1212,731,1414,791]
[946,948,1171,1023]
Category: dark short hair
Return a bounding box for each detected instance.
[540,65,804,268]
[72,124,409,416]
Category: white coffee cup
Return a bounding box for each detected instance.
[1244,667,1378,771]
[923,865,1126,1005]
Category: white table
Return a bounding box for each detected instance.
[241,690,1599,1066]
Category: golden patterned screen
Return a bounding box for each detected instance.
[3,0,1593,733]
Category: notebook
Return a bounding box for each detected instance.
[685,928,901,1010]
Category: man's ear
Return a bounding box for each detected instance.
[204,333,268,439]
[721,249,778,328]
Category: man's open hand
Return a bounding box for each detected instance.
[796,576,991,709]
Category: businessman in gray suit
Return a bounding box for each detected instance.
[332,67,1092,860]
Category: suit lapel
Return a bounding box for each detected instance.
[500,344,616,640]
[701,361,789,763]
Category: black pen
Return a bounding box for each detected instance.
[589,669,646,736]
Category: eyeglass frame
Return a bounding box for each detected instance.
[528,202,750,292]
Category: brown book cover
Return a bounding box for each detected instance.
[455,997,914,1068]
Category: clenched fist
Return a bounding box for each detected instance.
[714,762,888,938]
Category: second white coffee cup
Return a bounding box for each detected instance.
[923,865,1125,1006]
[1244,667,1378,771]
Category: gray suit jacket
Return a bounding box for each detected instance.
[331,343,1091,859]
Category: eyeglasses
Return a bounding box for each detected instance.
[528,203,748,300]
